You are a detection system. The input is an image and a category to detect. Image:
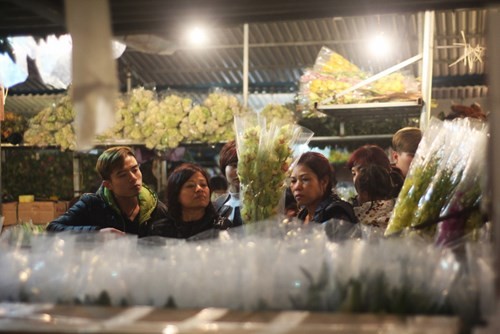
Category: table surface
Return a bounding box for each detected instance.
[0,302,462,333]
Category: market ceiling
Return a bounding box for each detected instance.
[1,0,498,38]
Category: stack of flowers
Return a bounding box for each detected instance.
[25,87,247,150]
[24,95,76,150]
[180,91,246,144]
[385,117,488,242]
[142,94,193,150]
[106,87,156,142]
[260,103,297,124]
[235,114,313,223]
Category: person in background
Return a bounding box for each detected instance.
[209,175,229,202]
[213,140,243,226]
[47,146,168,237]
[284,187,299,218]
[391,127,422,177]
[351,163,396,229]
[347,144,404,206]
[290,152,356,224]
[148,163,232,239]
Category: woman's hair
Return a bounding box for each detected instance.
[166,163,216,221]
[296,152,334,200]
[219,140,238,174]
[354,164,394,201]
[347,145,391,171]
[96,146,137,180]
[347,145,404,198]
[209,175,228,192]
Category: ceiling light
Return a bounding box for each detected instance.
[186,26,209,46]
[369,33,391,58]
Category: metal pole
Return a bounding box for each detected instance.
[487,6,500,301]
[243,23,249,108]
[72,152,81,197]
[420,10,435,130]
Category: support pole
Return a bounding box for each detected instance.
[243,23,249,108]
[72,152,81,197]
[488,6,500,301]
[420,10,435,129]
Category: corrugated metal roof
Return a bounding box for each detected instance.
[5,7,491,112]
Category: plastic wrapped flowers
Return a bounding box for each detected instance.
[235,113,313,223]
[385,117,488,244]
[0,225,495,330]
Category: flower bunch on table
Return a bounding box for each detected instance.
[236,114,313,223]
[24,95,76,150]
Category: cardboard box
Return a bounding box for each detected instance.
[1,202,18,226]
[18,201,68,225]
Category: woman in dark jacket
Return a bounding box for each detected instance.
[213,140,243,226]
[290,152,356,224]
[149,163,232,239]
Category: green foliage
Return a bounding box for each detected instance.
[2,148,74,200]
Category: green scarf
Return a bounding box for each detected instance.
[102,184,158,224]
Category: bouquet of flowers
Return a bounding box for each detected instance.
[235,113,313,223]
[385,118,488,240]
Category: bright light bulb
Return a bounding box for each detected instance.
[187,26,208,46]
[369,33,391,57]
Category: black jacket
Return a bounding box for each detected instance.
[213,193,243,226]
[297,195,357,224]
[148,211,232,239]
[46,185,168,237]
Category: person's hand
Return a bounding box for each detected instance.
[99,227,126,235]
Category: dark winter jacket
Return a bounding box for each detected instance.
[297,195,357,224]
[213,193,243,226]
[46,185,168,237]
[148,210,232,239]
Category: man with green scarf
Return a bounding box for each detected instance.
[47,146,168,237]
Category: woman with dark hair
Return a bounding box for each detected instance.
[347,144,404,202]
[290,152,356,224]
[213,140,243,226]
[148,163,232,239]
[352,164,396,229]
[347,145,403,229]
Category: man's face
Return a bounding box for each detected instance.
[104,155,142,198]
[393,151,415,177]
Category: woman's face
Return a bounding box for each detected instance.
[179,172,210,210]
[225,162,240,193]
[290,164,327,208]
[351,165,361,187]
